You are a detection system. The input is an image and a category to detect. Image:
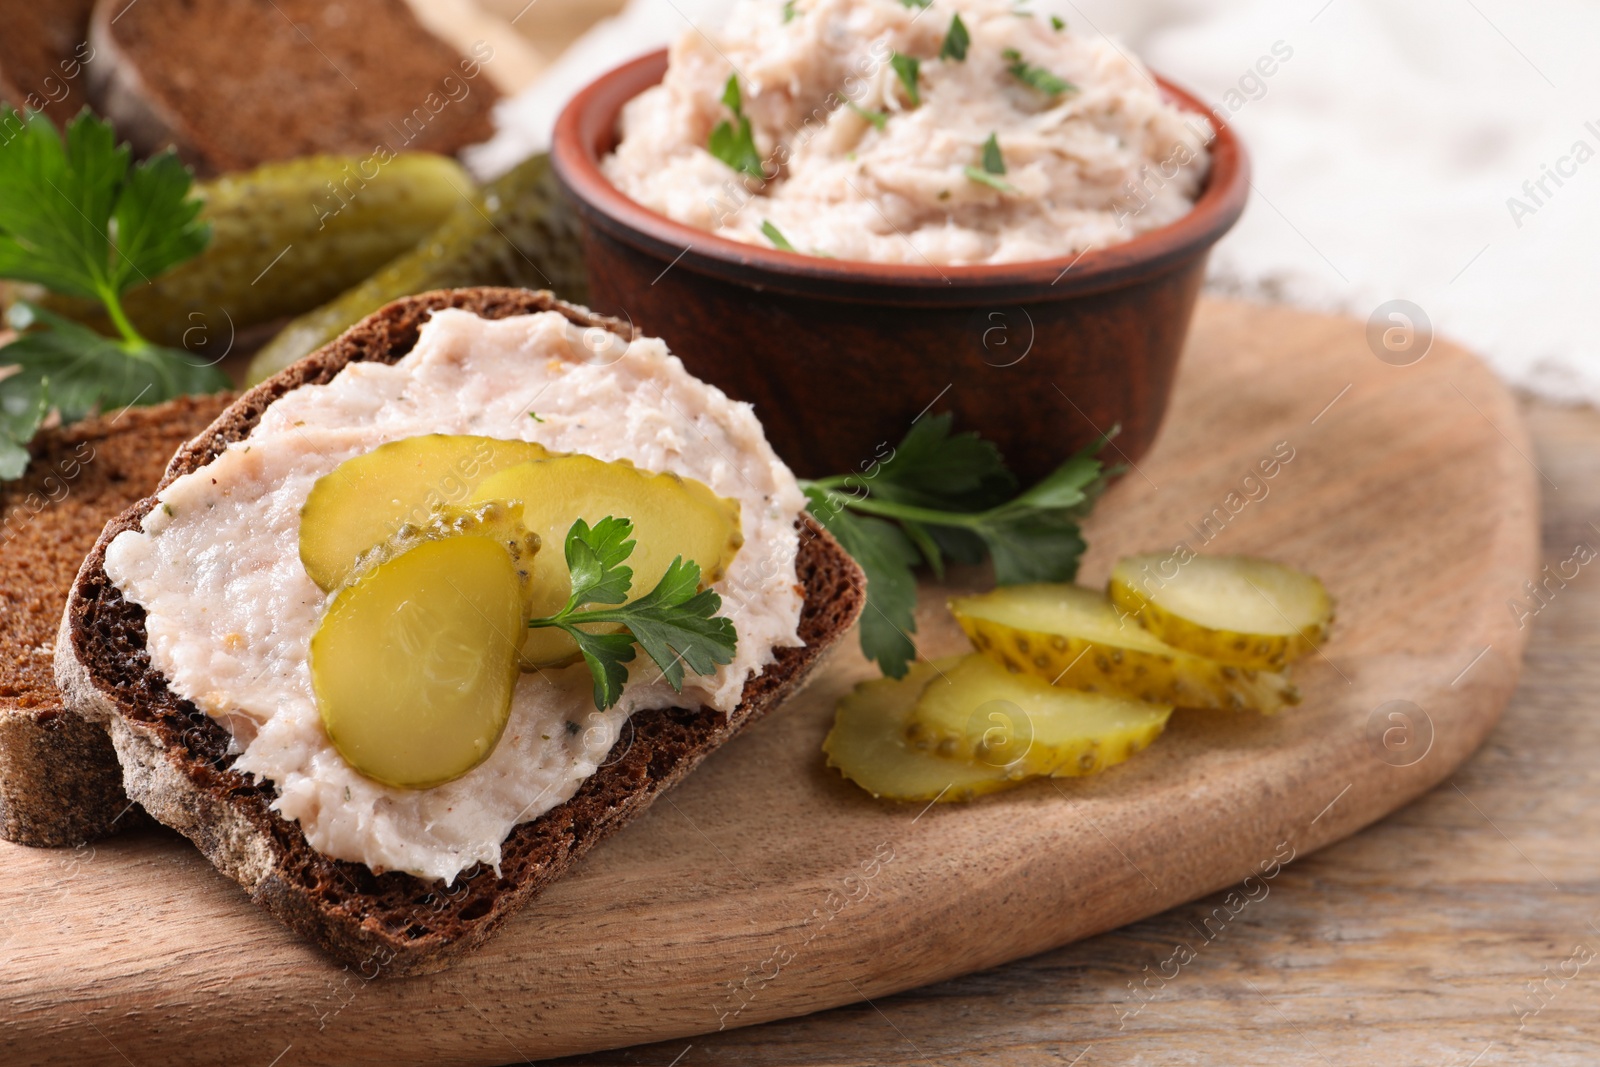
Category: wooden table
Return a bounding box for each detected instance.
[550,398,1595,1066]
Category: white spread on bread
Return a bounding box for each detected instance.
[105,309,807,883]
[602,0,1212,265]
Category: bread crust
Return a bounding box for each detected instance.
[85,0,200,171]
[85,0,499,176]
[0,394,232,847]
[56,287,865,976]
[0,0,96,128]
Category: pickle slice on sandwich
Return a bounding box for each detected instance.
[300,434,553,592]
[469,455,742,667]
[310,502,539,789]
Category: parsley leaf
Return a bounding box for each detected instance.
[941,14,970,60]
[4,302,227,420]
[567,629,637,712]
[561,515,636,608]
[782,0,798,21]
[846,101,889,129]
[980,132,1006,174]
[0,381,46,480]
[1003,49,1076,96]
[973,507,1090,585]
[618,557,738,690]
[963,139,1011,193]
[528,516,738,709]
[967,446,1110,584]
[890,52,921,106]
[760,219,797,251]
[803,488,920,677]
[898,0,931,7]
[111,149,209,291]
[0,106,225,480]
[708,117,763,180]
[801,420,1113,677]
[0,110,121,299]
[708,75,766,179]
[1051,15,1067,30]
[869,413,1015,512]
[964,167,1017,192]
[964,132,1016,192]
[0,108,208,304]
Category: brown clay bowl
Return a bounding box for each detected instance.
[551,49,1249,482]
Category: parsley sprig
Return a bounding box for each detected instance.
[802,415,1113,677]
[941,14,970,61]
[760,220,797,251]
[528,516,737,710]
[846,101,889,130]
[1003,49,1076,97]
[708,75,765,180]
[0,107,228,478]
[890,53,922,106]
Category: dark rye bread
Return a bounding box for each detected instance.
[87,0,499,175]
[0,392,232,847]
[0,0,96,126]
[56,288,866,976]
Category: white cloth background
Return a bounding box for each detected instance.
[467,0,1600,404]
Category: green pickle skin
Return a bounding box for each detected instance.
[39,152,475,350]
[245,154,590,384]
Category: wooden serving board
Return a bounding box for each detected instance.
[0,299,1538,1065]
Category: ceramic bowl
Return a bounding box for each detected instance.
[551,50,1249,481]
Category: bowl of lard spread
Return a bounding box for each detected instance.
[550,0,1248,482]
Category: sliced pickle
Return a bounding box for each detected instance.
[824,659,1026,803]
[356,499,542,615]
[300,435,553,592]
[951,584,1299,713]
[311,535,524,789]
[906,653,1172,777]
[469,455,743,666]
[1109,554,1333,670]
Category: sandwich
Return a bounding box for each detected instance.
[56,287,865,974]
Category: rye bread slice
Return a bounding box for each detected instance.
[0,392,232,847]
[56,287,866,976]
[86,0,499,176]
[0,0,96,127]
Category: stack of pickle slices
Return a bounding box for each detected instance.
[299,434,741,789]
[825,555,1334,802]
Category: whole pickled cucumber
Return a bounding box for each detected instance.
[39,152,474,349]
[246,154,589,385]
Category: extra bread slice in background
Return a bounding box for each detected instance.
[0,0,95,127]
[0,393,231,847]
[56,287,866,976]
[87,0,499,175]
